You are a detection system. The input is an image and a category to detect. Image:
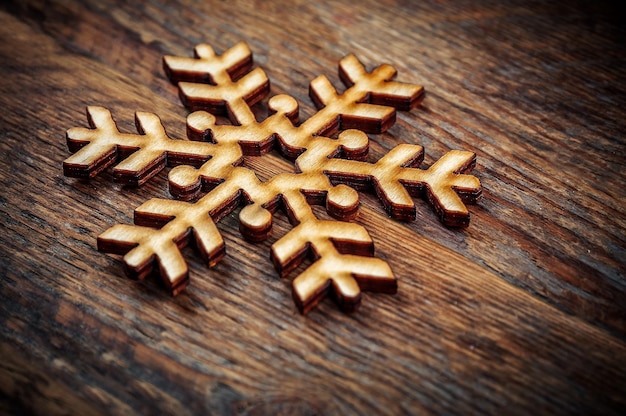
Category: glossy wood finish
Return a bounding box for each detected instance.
[1,1,625,414]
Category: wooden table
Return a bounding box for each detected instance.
[1,1,624,414]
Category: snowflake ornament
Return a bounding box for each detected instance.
[63,42,481,313]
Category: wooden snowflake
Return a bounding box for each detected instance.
[63,42,481,313]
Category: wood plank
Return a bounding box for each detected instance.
[1,0,625,414]
[4,0,624,334]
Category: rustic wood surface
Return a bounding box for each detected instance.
[1,0,625,414]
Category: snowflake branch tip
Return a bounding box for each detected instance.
[163,41,253,85]
[98,196,226,295]
[271,219,396,314]
[339,54,425,111]
[306,55,424,136]
[164,42,269,124]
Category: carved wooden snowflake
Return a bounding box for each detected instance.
[63,42,481,313]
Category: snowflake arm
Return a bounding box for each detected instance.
[320,143,482,226]
[270,207,396,314]
[64,106,216,186]
[97,197,225,295]
[164,41,269,125]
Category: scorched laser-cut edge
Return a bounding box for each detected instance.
[63,41,482,313]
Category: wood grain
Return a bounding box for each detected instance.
[1,0,625,414]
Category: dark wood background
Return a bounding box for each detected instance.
[1,0,625,414]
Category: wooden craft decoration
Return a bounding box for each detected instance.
[63,41,482,313]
